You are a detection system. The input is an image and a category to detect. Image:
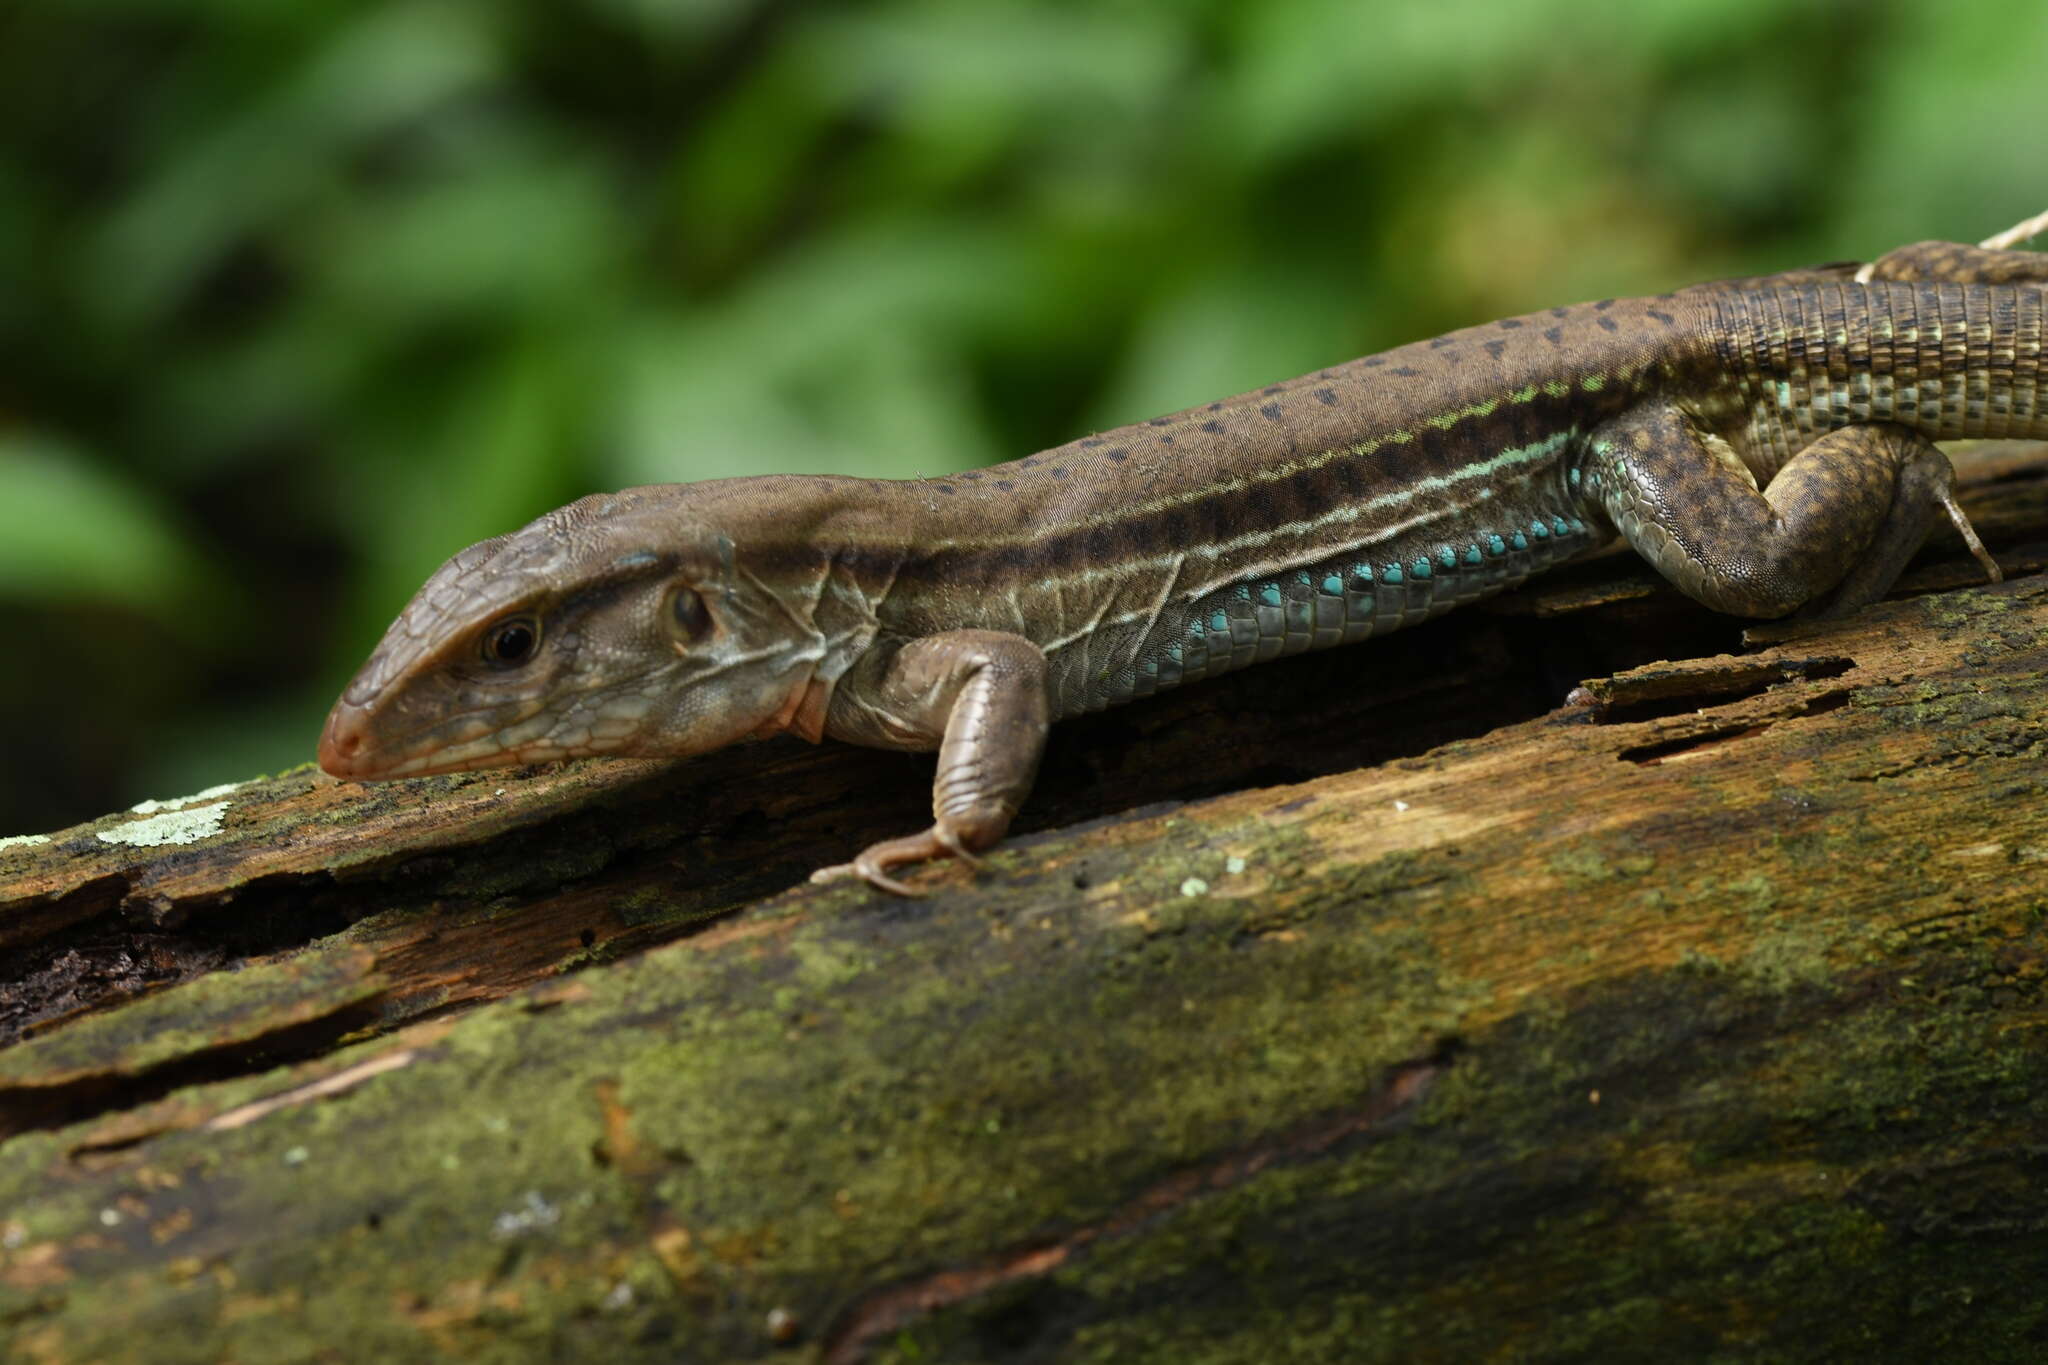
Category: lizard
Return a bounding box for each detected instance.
[320,212,2048,894]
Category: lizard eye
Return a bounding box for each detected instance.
[481,616,540,667]
[667,585,712,645]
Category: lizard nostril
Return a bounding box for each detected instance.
[318,706,368,775]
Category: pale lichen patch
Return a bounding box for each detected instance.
[128,781,244,816]
[97,801,231,848]
[0,833,52,853]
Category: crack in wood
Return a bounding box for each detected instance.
[817,1054,1449,1364]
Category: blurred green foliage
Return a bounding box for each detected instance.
[2,0,2044,832]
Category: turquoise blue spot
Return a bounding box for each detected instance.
[1410,558,1432,579]
[1551,517,1570,535]
[1569,518,1586,532]
[1167,642,1182,662]
[1568,466,1582,486]
[1321,574,1343,595]
[1294,570,1312,585]
[1487,534,1506,556]
[1531,520,1550,539]
[1210,611,1228,632]
[1381,565,1403,584]
[1511,532,1528,551]
[1234,584,1251,600]
[1351,567,1375,589]
[1259,584,1282,607]
[1436,547,1457,570]
[1462,545,1483,565]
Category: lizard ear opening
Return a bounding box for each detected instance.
[666,585,713,647]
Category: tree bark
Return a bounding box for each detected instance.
[4,448,2048,1363]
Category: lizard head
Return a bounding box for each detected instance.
[318,486,835,781]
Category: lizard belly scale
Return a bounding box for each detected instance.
[1051,493,1601,716]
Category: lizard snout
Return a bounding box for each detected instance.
[317,703,371,778]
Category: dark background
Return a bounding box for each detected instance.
[3,0,2045,835]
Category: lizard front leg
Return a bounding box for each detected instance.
[1585,406,1999,619]
[812,630,1050,896]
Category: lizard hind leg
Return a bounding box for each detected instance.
[1799,442,2000,619]
[1855,208,2048,284]
[1586,408,1997,620]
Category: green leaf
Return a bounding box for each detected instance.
[83,1,504,332]
[306,145,622,327]
[1089,265,1360,431]
[0,435,207,611]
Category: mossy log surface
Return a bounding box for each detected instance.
[4,448,2048,1363]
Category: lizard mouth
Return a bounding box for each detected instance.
[317,698,620,780]
[315,700,502,779]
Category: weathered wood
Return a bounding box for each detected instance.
[4,448,2048,1362]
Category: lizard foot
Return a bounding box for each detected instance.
[811,822,986,897]
[1980,206,2048,252]
[1935,483,2003,585]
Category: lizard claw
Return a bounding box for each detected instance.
[809,822,986,897]
[811,857,928,898]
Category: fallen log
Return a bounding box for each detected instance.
[3,448,2047,1362]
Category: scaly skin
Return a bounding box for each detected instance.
[321,223,2045,893]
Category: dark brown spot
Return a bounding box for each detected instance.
[1051,467,1068,479]
[1430,336,1453,348]
[936,483,957,494]
[1260,402,1283,420]
[1596,316,1618,332]
[1550,306,1568,318]
[1332,456,1368,496]
[1390,366,1419,377]
[1646,309,1675,325]
[1498,318,1522,329]
[1158,434,1175,445]
[1202,419,1225,434]
[1080,436,1105,448]
[1594,298,1615,310]
[995,480,1015,491]
[1208,402,1223,412]
[1107,448,1128,462]
[1364,356,1384,368]
[1543,327,1563,344]
[1148,416,1172,426]
[1262,384,1284,395]
[1483,339,1507,359]
[1314,387,1337,405]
